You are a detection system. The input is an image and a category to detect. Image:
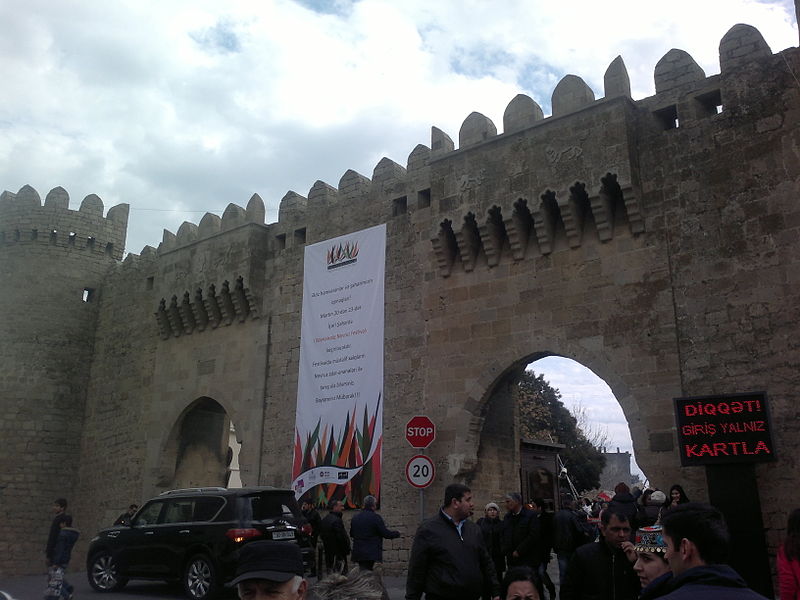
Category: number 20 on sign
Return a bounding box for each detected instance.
[406,454,435,488]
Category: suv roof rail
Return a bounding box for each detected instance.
[158,487,228,496]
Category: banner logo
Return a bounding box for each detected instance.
[327,241,359,270]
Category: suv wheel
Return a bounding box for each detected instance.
[184,554,219,600]
[87,551,128,592]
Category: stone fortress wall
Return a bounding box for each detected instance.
[1,23,798,578]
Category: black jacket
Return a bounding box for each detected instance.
[350,508,399,562]
[657,565,769,600]
[320,511,350,559]
[406,511,499,600]
[502,507,541,566]
[553,509,589,554]
[560,539,639,600]
[51,527,80,567]
[45,514,68,563]
[477,516,504,559]
[302,507,322,544]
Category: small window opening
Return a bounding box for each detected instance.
[31,229,38,241]
[14,229,20,241]
[105,242,113,255]
[68,232,76,246]
[294,228,306,246]
[654,105,679,130]
[275,233,286,251]
[146,276,154,290]
[82,288,95,302]
[87,236,95,250]
[50,230,58,244]
[695,89,723,118]
[417,189,431,209]
[392,196,408,217]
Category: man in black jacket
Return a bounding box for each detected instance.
[350,495,400,570]
[553,499,591,588]
[560,510,639,600]
[503,492,541,569]
[319,500,350,574]
[406,483,499,600]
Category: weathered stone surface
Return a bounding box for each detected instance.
[503,94,544,134]
[719,24,772,73]
[44,186,70,209]
[552,75,595,117]
[654,49,705,93]
[1,29,799,581]
[604,55,631,99]
[459,112,497,149]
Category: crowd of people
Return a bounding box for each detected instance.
[296,482,797,600]
[11,484,798,600]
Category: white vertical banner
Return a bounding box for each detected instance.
[291,224,386,507]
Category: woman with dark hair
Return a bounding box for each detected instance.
[779,508,800,600]
[665,484,689,509]
[501,566,540,600]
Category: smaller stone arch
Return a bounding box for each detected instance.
[155,396,239,491]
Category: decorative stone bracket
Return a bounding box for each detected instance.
[155,276,260,339]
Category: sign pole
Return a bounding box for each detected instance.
[420,449,425,522]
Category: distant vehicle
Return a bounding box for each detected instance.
[86,487,314,600]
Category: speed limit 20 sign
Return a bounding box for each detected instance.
[406,454,435,488]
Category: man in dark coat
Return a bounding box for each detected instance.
[553,499,591,587]
[560,510,640,600]
[608,483,638,534]
[658,503,768,599]
[319,499,350,574]
[350,495,399,570]
[406,483,500,600]
[531,498,557,600]
[301,499,323,547]
[502,492,541,569]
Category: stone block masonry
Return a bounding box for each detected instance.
[0,23,798,580]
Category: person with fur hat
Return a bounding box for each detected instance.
[637,491,666,529]
[478,502,506,583]
[231,540,308,600]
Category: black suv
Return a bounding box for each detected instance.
[86,487,313,600]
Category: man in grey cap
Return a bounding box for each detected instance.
[231,540,307,600]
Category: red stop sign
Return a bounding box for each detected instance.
[406,415,436,448]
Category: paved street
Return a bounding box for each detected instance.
[0,571,407,600]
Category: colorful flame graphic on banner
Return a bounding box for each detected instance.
[292,394,381,508]
[327,241,360,265]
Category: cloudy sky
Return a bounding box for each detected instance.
[2,1,797,482]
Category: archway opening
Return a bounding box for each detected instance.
[169,397,242,489]
[530,356,646,492]
[471,353,646,508]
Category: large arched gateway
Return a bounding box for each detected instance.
[1,24,798,591]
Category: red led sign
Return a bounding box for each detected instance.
[674,392,775,466]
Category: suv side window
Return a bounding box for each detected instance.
[133,501,165,526]
[193,497,224,521]
[163,499,195,524]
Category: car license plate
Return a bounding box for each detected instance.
[272,530,295,540]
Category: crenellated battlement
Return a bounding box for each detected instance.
[0,184,129,260]
[141,24,783,272]
[58,21,792,286]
